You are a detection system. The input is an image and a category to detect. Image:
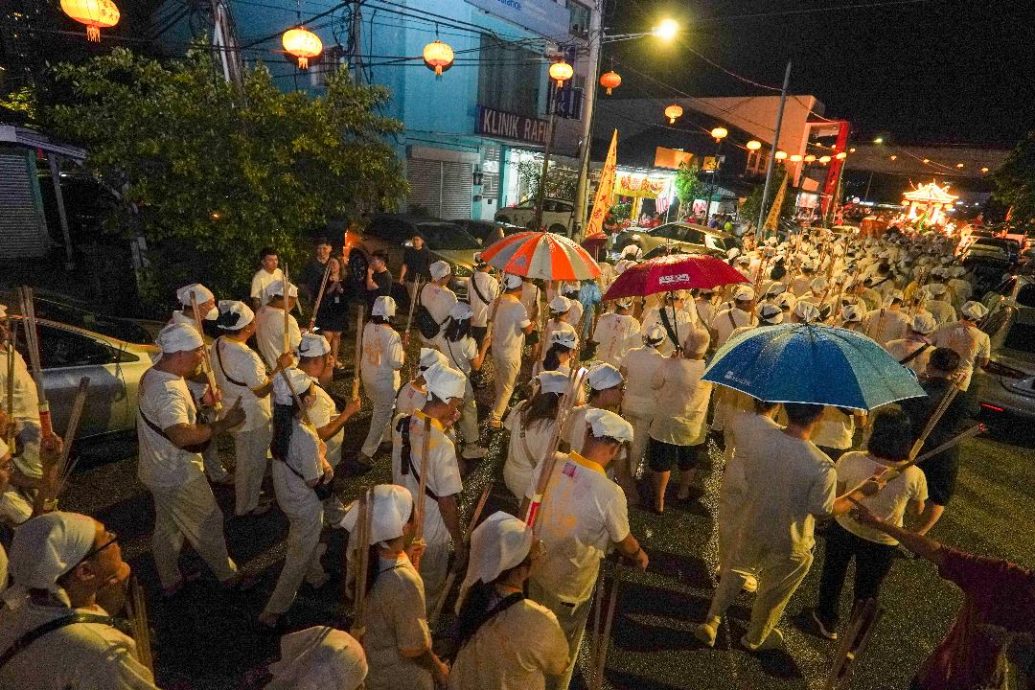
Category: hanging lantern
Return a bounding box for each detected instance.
[282,27,322,69]
[664,104,683,124]
[60,0,120,42]
[774,150,788,160]
[599,70,621,96]
[790,154,803,162]
[835,151,847,160]
[804,154,817,163]
[423,40,454,77]
[549,60,574,88]
[746,140,762,151]
[819,155,831,164]
[710,126,728,142]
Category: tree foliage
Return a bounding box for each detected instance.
[517,157,578,203]
[39,48,407,309]
[993,132,1035,225]
[673,161,703,208]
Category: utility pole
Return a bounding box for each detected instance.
[350,0,363,83]
[210,0,243,93]
[571,0,603,240]
[757,60,791,239]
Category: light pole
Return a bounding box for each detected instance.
[570,17,679,239]
[756,61,792,241]
[531,59,574,233]
[705,126,728,223]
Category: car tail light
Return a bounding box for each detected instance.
[981,403,1005,413]
[982,361,1026,379]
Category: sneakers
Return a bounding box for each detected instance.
[741,628,784,651]
[811,609,839,640]
[693,618,720,647]
[461,445,488,460]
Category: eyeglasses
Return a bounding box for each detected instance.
[82,531,118,561]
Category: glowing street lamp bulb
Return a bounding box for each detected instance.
[835,152,847,160]
[789,154,803,163]
[981,166,990,173]
[804,154,817,163]
[653,18,679,42]
[819,155,831,164]
[710,126,728,142]
[923,158,931,164]
[774,150,788,160]
[746,140,762,151]
[956,162,964,169]
[873,137,884,144]
[890,155,898,161]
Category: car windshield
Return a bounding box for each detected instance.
[974,239,1010,249]
[1004,321,1035,353]
[417,223,481,250]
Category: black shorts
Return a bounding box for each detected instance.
[921,452,959,506]
[648,438,703,472]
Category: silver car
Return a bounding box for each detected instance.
[972,275,1035,421]
[9,315,158,439]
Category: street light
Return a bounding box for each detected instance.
[819,155,831,164]
[710,126,729,143]
[775,150,788,161]
[873,136,884,144]
[652,18,679,42]
[790,154,803,162]
[531,59,574,232]
[746,140,762,151]
[664,104,684,124]
[804,154,817,163]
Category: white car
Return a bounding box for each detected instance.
[494,198,573,234]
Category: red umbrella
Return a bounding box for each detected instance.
[603,253,748,300]
[581,232,608,261]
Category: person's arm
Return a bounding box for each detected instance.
[852,502,945,566]
[615,533,649,570]
[437,493,464,549]
[401,648,449,686]
[164,398,245,449]
[317,397,362,441]
[398,259,409,284]
[251,352,294,398]
[365,267,378,290]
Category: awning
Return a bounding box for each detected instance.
[0,124,86,161]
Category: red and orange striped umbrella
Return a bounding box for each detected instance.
[479,231,601,281]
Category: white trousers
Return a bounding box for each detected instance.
[624,411,653,480]
[262,502,325,616]
[233,425,271,515]
[202,442,229,482]
[457,385,480,450]
[419,539,451,618]
[149,475,238,590]
[529,579,592,690]
[490,351,521,422]
[361,380,397,457]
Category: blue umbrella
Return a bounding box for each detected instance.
[702,323,925,411]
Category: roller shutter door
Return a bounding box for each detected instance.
[0,150,49,258]
[406,158,472,218]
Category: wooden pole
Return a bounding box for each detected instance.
[282,263,291,356]
[429,483,492,627]
[405,277,423,340]
[53,377,89,497]
[308,258,334,331]
[350,488,372,642]
[412,416,433,569]
[594,574,620,690]
[4,321,16,448]
[352,306,365,400]
[18,287,53,438]
[127,577,154,674]
[189,293,223,413]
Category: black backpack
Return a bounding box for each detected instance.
[414,284,443,339]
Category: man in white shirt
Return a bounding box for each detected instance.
[418,260,458,347]
[391,364,467,616]
[710,285,757,347]
[527,409,648,690]
[640,290,696,357]
[885,312,937,377]
[360,296,405,463]
[0,303,42,521]
[255,279,302,370]
[591,298,640,367]
[251,246,284,309]
[137,323,248,596]
[488,274,535,428]
[861,292,911,345]
[931,301,991,391]
[467,254,499,348]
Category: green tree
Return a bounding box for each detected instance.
[993,132,1035,225]
[517,156,578,203]
[673,161,703,211]
[39,48,407,310]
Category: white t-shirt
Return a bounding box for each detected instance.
[468,272,500,328]
[885,338,933,377]
[136,368,205,489]
[307,382,343,466]
[391,412,463,548]
[861,308,910,345]
[620,346,665,417]
[640,305,694,357]
[932,321,991,391]
[527,452,630,604]
[648,358,711,446]
[711,308,757,347]
[251,267,284,305]
[362,323,404,390]
[0,345,38,421]
[726,412,781,502]
[834,451,927,546]
[503,403,556,499]
[210,337,270,432]
[436,335,477,376]
[420,283,459,333]
[491,296,531,358]
[741,426,837,555]
[812,406,856,450]
[255,305,302,369]
[592,313,640,367]
[272,419,322,519]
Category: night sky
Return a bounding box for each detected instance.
[608,0,1035,149]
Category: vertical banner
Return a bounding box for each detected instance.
[585,130,618,239]
[764,173,788,232]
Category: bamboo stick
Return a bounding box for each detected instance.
[127,577,154,673]
[593,573,621,690]
[189,293,223,413]
[352,306,364,401]
[411,416,433,570]
[53,377,90,497]
[308,258,334,331]
[4,321,15,448]
[282,263,291,356]
[350,488,372,642]
[18,287,53,438]
[429,483,492,627]
[405,277,423,340]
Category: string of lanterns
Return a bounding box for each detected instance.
[60,0,120,42]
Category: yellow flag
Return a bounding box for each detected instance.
[585,130,618,238]
[763,173,788,232]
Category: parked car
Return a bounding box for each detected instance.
[0,289,164,345]
[8,315,159,440]
[972,274,1035,423]
[345,214,482,300]
[494,198,573,234]
[448,219,524,247]
[612,222,739,259]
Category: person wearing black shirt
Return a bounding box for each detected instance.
[365,250,393,310]
[300,238,334,304]
[900,347,976,536]
[398,233,432,301]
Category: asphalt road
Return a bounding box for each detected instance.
[60,352,1035,690]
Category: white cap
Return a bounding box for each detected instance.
[424,363,467,401]
[449,302,473,321]
[273,367,313,405]
[536,371,569,395]
[763,281,784,297]
[810,277,828,292]
[266,280,299,299]
[561,281,580,295]
[430,260,452,281]
[549,323,578,349]
[340,484,414,547]
[911,313,937,335]
[585,408,634,444]
[775,292,797,310]
[757,302,784,325]
[621,244,641,258]
[176,284,217,319]
[9,512,96,597]
[371,295,397,318]
[216,300,254,330]
[794,300,821,323]
[155,322,204,354]
[503,273,524,290]
[924,283,947,298]
[298,332,331,358]
[419,348,448,371]
[643,325,665,346]
[841,304,863,322]
[587,363,623,391]
[615,298,634,309]
[886,290,905,305]
[457,512,534,611]
[733,285,755,302]
[267,627,368,690]
[726,247,741,260]
[549,296,572,314]
[961,301,988,320]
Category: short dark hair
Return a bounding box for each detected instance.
[411,233,425,241]
[929,347,960,373]
[259,246,277,260]
[783,402,825,426]
[371,250,389,262]
[313,236,332,247]
[867,406,913,461]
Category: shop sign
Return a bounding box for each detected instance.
[465,0,570,40]
[477,105,549,146]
